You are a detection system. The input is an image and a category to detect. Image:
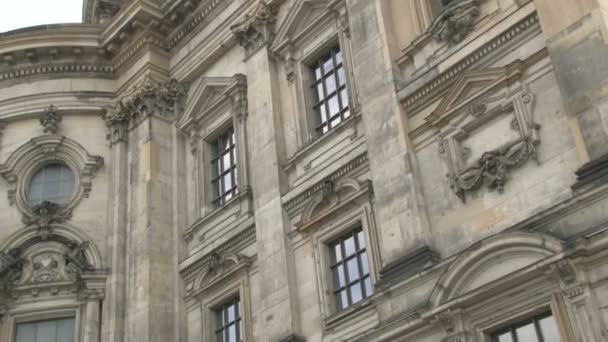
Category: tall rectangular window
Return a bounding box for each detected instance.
[329,227,373,310]
[492,312,561,342]
[15,317,75,342]
[311,46,350,134]
[211,127,238,206]
[215,297,243,342]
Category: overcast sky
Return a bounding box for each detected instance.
[0,0,82,33]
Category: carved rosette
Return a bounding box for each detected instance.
[105,76,189,142]
[430,0,480,45]
[230,1,279,57]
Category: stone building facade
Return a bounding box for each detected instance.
[0,0,607,341]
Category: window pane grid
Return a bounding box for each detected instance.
[28,163,75,206]
[329,228,373,310]
[215,298,243,342]
[211,127,238,206]
[311,47,350,134]
[492,312,560,342]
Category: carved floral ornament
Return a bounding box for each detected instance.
[0,135,103,218]
[39,104,62,134]
[430,0,481,45]
[105,75,189,142]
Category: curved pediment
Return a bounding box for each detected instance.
[431,232,563,306]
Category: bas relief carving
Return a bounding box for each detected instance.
[430,0,481,45]
[432,63,541,201]
[231,1,278,56]
[105,75,189,142]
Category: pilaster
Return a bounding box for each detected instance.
[232,2,301,340]
[344,0,434,272]
[534,0,608,161]
[104,76,188,342]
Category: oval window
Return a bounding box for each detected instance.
[27,163,75,206]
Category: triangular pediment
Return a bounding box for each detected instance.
[272,0,329,50]
[425,60,525,125]
[178,76,235,131]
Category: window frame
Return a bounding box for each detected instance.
[213,296,243,342]
[308,45,351,135]
[199,277,252,342]
[209,126,239,207]
[490,311,560,342]
[5,305,82,342]
[26,162,76,207]
[328,227,374,311]
[311,204,380,324]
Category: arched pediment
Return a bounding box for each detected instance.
[190,252,252,296]
[430,232,563,306]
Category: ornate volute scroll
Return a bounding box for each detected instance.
[39,105,61,134]
[231,1,279,57]
[430,0,481,45]
[105,75,189,143]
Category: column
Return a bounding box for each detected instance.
[344,0,434,270]
[231,2,301,341]
[84,295,101,342]
[108,75,188,342]
[102,107,128,342]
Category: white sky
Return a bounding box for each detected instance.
[0,0,83,33]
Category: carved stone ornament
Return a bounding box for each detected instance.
[64,241,95,279]
[430,0,481,45]
[0,249,24,291]
[105,76,189,142]
[39,105,61,134]
[230,1,279,56]
[449,136,538,200]
[22,201,72,240]
[0,135,104,216]
[188,252,253,297]
[95,0,122,24]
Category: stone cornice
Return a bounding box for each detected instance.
[399,12,540,114]
[283,153,369,212]
[179,225,256,276]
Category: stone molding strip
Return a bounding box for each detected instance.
[400,12,540,113]
[180,225,256,275]
[0,63,114,82]
[283,153,368,212]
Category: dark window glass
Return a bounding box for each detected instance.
[215,298,243,342]
[28,163,75,206]
[329,227,373,310]
[211,127,238,206]
[15,317,75,342]
[311,46,350,134]
[492,313,561,342]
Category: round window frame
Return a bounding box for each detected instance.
[25,161,77,208]
[0,135,103,218]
